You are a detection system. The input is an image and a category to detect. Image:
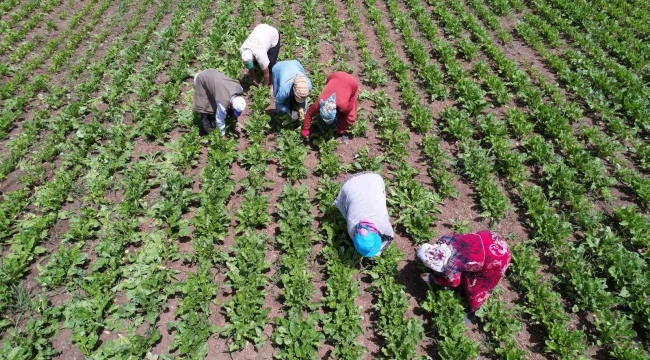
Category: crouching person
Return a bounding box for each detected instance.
[333,172,394,258]
[302,72,358,142]
[417,230,511,323]
[272,60,311,120]
[192,69,246,138]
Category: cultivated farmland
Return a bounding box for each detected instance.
[1,0,649,358]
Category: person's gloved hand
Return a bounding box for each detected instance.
[291,111,298,120]
[301,129,309,139]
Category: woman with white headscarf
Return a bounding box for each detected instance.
[417,230,511,322]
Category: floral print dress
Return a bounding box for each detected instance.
[426,231,511,312]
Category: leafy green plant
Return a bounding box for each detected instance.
[457,37,478,61]
[409,105,432,133]
[423,287,480,360]
[315,138,349,176]
[440,107,473,142]
[320,259,367,359]
[272,312,324,359]
[388,172,441,244]
[612,206,649,248]
[455,78,491,116]
[364,244,425,359]
[36,243,87,289]
[352,146,384,173]
[63,295,111,355]
[221,231,271,351]
[149,171,197,235]
[235,190,271,232]
[484,74,512,105]
[276,129,308,182]
[168,264,218,358]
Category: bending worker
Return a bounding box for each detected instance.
[301,72,358,141]
[333,172,394,258]
[417,230,511,323]
[272,60,312,120]
[192,69,246,138]
[240,24,280,87]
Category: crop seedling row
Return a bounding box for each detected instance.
[2,0,650,358]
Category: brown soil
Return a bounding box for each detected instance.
[2,0,648,359]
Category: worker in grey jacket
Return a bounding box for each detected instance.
[192,69,246,137]
[333,172,394,257]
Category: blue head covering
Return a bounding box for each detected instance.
[353,222,382,257]
[319,93,337,125]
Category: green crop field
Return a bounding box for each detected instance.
[0,0,649,358]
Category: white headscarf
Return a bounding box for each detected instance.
[417,243,454,272]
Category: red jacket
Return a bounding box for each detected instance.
[302,72,358,137]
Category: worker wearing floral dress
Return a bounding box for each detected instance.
[301,72,358,141]
[417,230,511,322]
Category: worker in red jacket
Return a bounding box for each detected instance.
[301,72,358,141]
[417,230,511,324]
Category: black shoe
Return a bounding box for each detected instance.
[464,312,476,325]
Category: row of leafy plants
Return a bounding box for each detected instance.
[0,0,102,101]
[0,0,153,180]
[514,11,650,206]
[360,0,450,246]
[0,0,115,179]
[454,0,643,219]
[82,0,237,356]
[197,0,275,355]
[360,2,528,358]
[316,176,368,359]
[0,0,62,56]
[449,0,649,352]
[438,0,644,212]
[331,2,438,357]
[532,0,649,73]
[67,1,208,356]
[0,0,170,292]
[430,0,648,354]
[0,0,198,357]
[518,9,649,137]
[397,0,515,227]
[391,2,539,357]
[402,0,602,357]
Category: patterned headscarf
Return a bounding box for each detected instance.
[417,243,455,273]
[293,75,309,103]
[319,93,337,124]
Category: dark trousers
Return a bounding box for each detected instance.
[254,35,281,76]
[267,34,281,74]
[199,112,214,134]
